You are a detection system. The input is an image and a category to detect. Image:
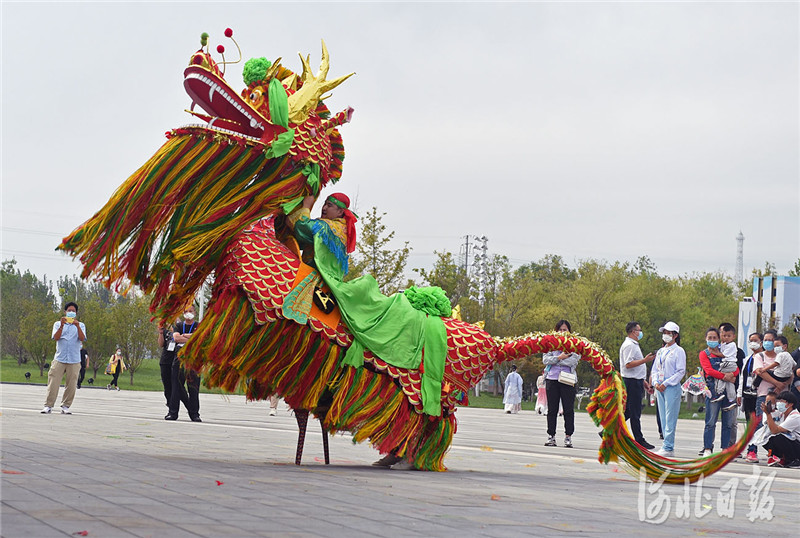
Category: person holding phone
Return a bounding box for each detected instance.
[42,302,87,414]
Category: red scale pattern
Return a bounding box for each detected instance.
[222,218,510,416]
[223,218,353,344]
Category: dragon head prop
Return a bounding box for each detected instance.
[184,30,354,183]
[58,30,355,319]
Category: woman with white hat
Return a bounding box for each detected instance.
[650,321,686,457]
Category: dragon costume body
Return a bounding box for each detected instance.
[59,30,753,481]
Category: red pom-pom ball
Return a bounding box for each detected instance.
[224,28,233,38]
[217,45,225,54]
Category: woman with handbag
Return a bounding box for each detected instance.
[106,349,126,391]
[543,320,580,448]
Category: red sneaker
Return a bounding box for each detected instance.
[766,455,783,467]
[745,451,759,463]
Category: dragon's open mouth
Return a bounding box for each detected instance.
[183,65,283,141]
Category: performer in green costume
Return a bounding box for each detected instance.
[288,193,447,416]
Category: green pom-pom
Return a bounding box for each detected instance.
[243,57,272,86]
[200,32,209,47]
[403,286,452,317]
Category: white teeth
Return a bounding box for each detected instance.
[208,82,217,103]
[250,118,257,128]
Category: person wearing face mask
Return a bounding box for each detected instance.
[42,302,88,414]
[619,321,656,450]
[698,328,740,456]
[744,330,779,463]
[166,305,201,422]
[737,333,763,425]
[761,391,800,467]
[106,348,126,390]
[649,321,686,457]
[753,335,794,393]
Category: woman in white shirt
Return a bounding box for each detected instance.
[649,321,686,458]
[762,391,800,467]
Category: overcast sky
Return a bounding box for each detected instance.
[2,1,798,286]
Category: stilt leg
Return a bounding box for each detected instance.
[321,420,330,465]
[294,408,309,465]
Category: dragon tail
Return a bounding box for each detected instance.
[496,332,757,484]
[57,128,302,319]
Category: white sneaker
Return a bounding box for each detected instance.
[40,406,52,414]
[61,406,72,414]
[269,409,277,416]
[702,449,712,457]
[655,448,675,458]
[390,460,417,471]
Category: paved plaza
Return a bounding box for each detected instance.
[1,383,797,537]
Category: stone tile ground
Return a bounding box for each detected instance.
[2,384,797,537]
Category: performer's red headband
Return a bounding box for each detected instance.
[327,193,358,253]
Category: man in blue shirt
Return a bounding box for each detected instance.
[42,302,87,414]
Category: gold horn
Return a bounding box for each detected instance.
[287,40,354,125]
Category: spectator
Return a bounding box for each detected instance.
[268,395,279,417]
[106,348,126,390]
[711,323,739,410]
[737,332,763,431]
[650,321,686,458]
[699,327,739,456]
[791,344,800,401]
[543,320,579,448]
[503,365,523,414]
[753,335,794,393]
[762,391,800,467]
[535,374,547,415]
[619,321,656,450]
[157,320,177,407]
[744,330,779,463]
[77,348,88,389]
[41,302,87,414]
[166,305,201,422]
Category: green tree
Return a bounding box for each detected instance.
[347,207,412,294]
[1,259,58,366]
[414,250,473,306]
[109,293,158,385]
[19,299,58,376]
[788,259,800,277]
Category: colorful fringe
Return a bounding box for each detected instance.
[181,284,454,471]
[497,332,757,484]
[326,366,456,471]
[58,128,310,320]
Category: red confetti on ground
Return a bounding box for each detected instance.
[72,532,89,536]
[215,480,224,486]
[2,469,27,474]
[490,494,500,501]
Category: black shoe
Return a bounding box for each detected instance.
[165,414,178,420]
[639,440,655,450]
[76,384,81,389]
[190,415,202,422]
[659,434,664,440]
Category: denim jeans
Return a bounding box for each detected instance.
[703,396,737,450]
[656,384,681,452]
[747,395,766,454]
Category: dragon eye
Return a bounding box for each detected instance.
[249,91,261,102]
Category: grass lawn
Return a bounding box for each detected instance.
[0,356,239,394]
[2,356,706,419]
